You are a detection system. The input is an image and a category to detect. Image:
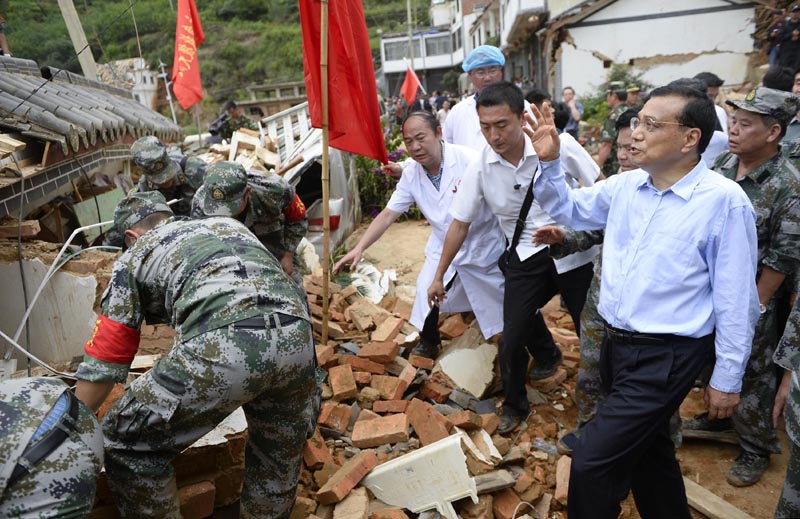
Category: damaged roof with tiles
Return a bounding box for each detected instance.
[0,55,182,155]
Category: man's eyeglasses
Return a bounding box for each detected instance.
[470,66,502,78]
[630,116,689,133]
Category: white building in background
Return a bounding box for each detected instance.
[377,0,758,98]
[545,0,757,96]
[97,57,160,109]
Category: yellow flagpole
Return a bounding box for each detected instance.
[320,0,331,344]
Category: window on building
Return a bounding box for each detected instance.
[452,30,462,51]
[426,35,451,56]
[384,39,421,61]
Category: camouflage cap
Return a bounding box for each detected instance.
[626,84,641,93]
[726,87,800,124]
[130,136,181,185]
[113,190,173,235]
[195,161,248,217]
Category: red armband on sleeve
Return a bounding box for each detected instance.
[283,194,307,223]
[84,315,141,365]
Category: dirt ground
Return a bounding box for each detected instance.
[352,220,789,519]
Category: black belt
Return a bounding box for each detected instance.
[604,324,681,346]
[8,389,80,488]
[235,313,302,329]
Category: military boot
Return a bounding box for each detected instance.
[726,450,770,487]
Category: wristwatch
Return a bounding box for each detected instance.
[759,303,767,315]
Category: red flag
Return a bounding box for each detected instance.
[171,0,205,109]
[300,0,388,164]
[400,66,421,106]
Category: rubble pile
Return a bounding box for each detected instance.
[195,129,283,174]
[295,273,583,519]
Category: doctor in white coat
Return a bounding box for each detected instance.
[334,110,506,341]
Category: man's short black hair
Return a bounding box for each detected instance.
[550,102,570,131]
[475,81,525,116]
[615,107,641,131]
[224,100,238,111]
[648,84,716,154]
[762,66,796,92]
[610,89,628,102]
[694,72,724,88]
[670,77,708,93]
[524,87,551,109]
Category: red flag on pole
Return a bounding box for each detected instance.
[299,0,388,164]
[171,0,205,110]
[400,65,422,106]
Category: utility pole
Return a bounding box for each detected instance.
[407,0,414,70]
[57,0,98,79]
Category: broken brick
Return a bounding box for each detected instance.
[370,375,401,400]
[319,403,352,433]
[492,488,522,519]
[418,381,452,403]
[372,400,409,414]
[329,364,358,401]
[358,341,401,364]
[447,410,483,430]
[409,354,435,370]
[371,509,410,519]
[290,496,317,519]
[480,414,500,436]
[316,344,336,367]
[353,371,373,385]
[406,398,450,446]
[356,409,381,422]
[554,455,571,506]
[351,413,410,448]
[393,299,413,321]
[303,429,334,469]
[178,481,216,519]
[439,314,468,339]
[371,316,405,342]
[392,364,417,400]
[340,355,386,375]
[333,487,369,519]
[529,368,568,393]
[514,473,534,494]
[357,387,382,410]
[316,450,378,505]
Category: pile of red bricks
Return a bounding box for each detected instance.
[293,277,582,519]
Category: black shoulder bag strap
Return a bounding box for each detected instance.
[508,164,538,254]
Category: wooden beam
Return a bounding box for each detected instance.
[683,477,756,519]
[0,135,26,158]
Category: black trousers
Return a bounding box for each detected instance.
[568,332,713,519]
[500,248,593,416]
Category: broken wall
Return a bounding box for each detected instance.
[0,242,115,366]
[556,0,756,95]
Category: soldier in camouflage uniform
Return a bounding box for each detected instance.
[0,377,103,518]
[774,295,800,517]
[597,81,629,177]
[684,87,800,487]
[74,191,316,519]
[131,136,207,216]
[219,101,260,142]
[191,161,308,286]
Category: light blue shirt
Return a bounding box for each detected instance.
[535,158,760,393]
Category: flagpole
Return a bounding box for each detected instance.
[194,104,202,150]
[320,0,331,345]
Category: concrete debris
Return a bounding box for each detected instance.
[437,341,497,399]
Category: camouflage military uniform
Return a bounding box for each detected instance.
[75,194,315,519]
[775,296,800,517]
[219,114,259,142]
[136,155,206,217]
[192,162,309,287]
[710,150,800,461]
[600,104,628,177]
[0,377,103,518]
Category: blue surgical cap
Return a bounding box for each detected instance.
[462,45,506,72]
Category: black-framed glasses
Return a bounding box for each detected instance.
[630,116,689,132]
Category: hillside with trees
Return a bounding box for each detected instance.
[5,0,424,110]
